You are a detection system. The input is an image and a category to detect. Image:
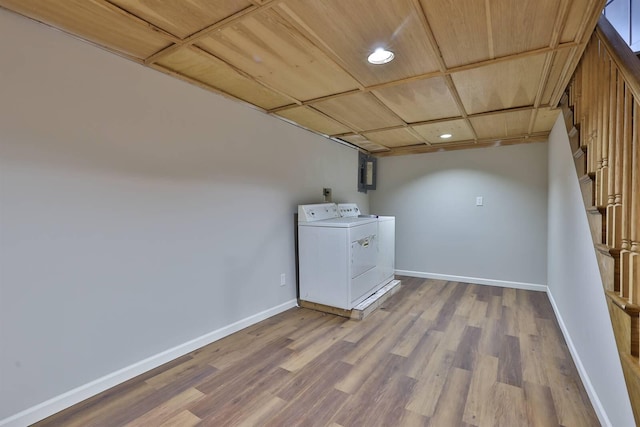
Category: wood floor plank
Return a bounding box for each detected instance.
[123,387,204,427]
[402,329,445,380]
[502,287,517,307]
[467,299,489,328]
[235,395,287,427]
[547,357,600,426]
[520,333,549,386]
[523,380,561,427]
[439,314,469,351]
[432,282,469,331]
[405,345,456,417]
[428,367,472,427]
[452,326,482,371]
[391,316,432,357]
[479,382,528,427]
[462,354,499,425]
[497,334,523,388]
[335,354,416,426]
[477,317,503,357]
[33,277,599,427]
[157,410,201,427]
[486,295,503,319]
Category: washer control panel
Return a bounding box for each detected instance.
[298,203,340,222]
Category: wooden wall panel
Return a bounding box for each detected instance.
[311,92,405,132]
[0,0,171,58]
[373,77,460,123]
[196,10,359,101]
[276,0,441,86]
[412,119,474,143]
[156,48,291,110]
[452,54,546,114]
[275,107,351,136]
[109,0,252,39]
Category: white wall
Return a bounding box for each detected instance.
[0,10,367,424]
[370,142,548,288]
[546,115,634,426]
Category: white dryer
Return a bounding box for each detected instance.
[297,203,380,310]
[339,204,395,288]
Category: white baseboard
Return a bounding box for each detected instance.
[396,269,547,292]
[0,299,298,427]
[545,290,611,427]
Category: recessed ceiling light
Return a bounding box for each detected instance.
[367,48,395,65]
[440,133,452,139]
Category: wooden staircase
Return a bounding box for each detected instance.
[563,15,640,423]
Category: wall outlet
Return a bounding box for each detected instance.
[280,273,286,287]
[476,196,483,206]
[323,188,332,202]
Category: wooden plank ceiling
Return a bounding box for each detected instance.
[0,0,606,156]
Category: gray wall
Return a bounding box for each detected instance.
[0,10,367,422]
[370,142,548,287]
[546,114,634,426]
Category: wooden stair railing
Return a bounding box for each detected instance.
[564,14,640,423]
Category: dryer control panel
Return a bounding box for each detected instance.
[338,203,361,217]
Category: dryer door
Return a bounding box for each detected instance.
[351,233,377,279]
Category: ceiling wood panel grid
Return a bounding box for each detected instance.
[0,0,607,156]
[412,119,475,144]
[470,110,533,139]
[156,47,291,110]
[532,108,561,133]
[276,0,441,86]
[561,0,593,43]
[452,54,547,115]
[489,0,560,58]
[196,10,359,101]
[362,128,424,148]
[275,107,352,136]
[339,135,390,153]
[107,0,252,39]
[311,92,405,132]
[420,0,491,68]
[372,77,460,123]
[0,0,172,58]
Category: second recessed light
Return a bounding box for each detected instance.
[440,133,452,139]
[367,48,395,65]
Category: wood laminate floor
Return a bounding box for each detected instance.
[34,277,599,427]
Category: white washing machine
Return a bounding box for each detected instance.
[339,204,395,288]
[297,203,380,310]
